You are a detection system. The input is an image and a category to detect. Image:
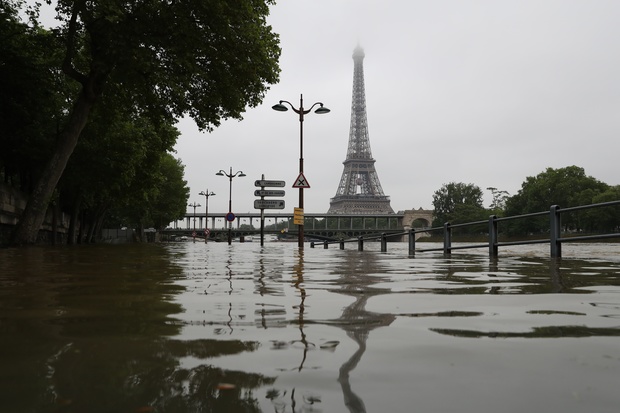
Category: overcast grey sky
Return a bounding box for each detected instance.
[176,0,620,216]
[37,1,620,215]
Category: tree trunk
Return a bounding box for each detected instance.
[10,91,96,246]
[67,196,82,245]
[51,203,58,245]
[89,203,109,243]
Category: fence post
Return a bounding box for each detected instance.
[408,229,415,256]
[550,205,562,258]
[489,215,498,257]
[381,233,387,252]
[358,236,364,251]
[443,222,452,255]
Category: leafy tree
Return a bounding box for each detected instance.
[149,155,190,231]
[582,186,620,232]
[432,182,485,227]
[103,153,189,237]
[56,91,183,243]
[0,3,72,189]
[486,187,509,216]
[504,166,609,234]
[10,0,281,245]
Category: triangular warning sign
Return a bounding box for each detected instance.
[292,172,311,188]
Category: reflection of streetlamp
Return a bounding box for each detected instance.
[198,190,215,243]
[188,201,201,231]
[273,94,330,249]
[216,167,246,245]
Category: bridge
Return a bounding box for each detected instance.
[165,208,433,242]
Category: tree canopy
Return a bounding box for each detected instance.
[5,0,281,245]
[504,166,610,233]
[430,166,618,236]
[431,182,486,228]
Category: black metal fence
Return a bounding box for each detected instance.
[310,200,620,258]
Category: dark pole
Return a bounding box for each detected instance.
[188,202,201,231]
[228,167,233,245]
[272,94,329,250]
[298,94,305,248]
[188,202,201,242]
[199,190,215,243]
[216,167,245,246]
[207,192,212,243]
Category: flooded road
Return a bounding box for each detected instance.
[1,242,619,412]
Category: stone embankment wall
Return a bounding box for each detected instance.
[0,183,70,246]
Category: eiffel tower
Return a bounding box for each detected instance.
[328,46,394,214]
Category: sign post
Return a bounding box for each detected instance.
[293,207,304,225]
[255,175,286,246]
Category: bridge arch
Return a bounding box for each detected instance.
[401,208,434,229]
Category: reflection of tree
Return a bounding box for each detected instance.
[422,255,595,295]
[429,257,619,339]
[0,245,276,412]
[45,338,275,412]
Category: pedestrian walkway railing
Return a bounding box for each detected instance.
[310,200,620,258]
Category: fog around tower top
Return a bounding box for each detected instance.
[172,0,620,213]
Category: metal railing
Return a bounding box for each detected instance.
[310,200,620,258]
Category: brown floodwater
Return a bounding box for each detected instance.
[0,241,619,413]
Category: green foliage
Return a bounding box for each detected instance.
[486,187,509,216]
[6,0,281,244]
[506,166,608,214]
[581,186,620,232]
[0,4,72,189]
[432,182,485,227]
[505,166,609,234]
[103,154,189,231]
[54,0,281,131]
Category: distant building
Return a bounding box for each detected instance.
[328,46,393,214]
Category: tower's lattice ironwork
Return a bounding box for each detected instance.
[328,46,394,214]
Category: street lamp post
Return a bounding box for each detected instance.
[198,190,215,243]
[216,167,246,245]
[272,94,330,248]
[188,201,201,242]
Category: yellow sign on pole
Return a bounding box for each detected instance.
[293,207,304,225]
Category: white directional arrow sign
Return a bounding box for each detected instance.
[254,189,285,197]
[255,180,286,188]
[254,199,285,210]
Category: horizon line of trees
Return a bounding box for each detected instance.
[432,165,620,235]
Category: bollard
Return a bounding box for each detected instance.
[324,241,328,249]
[550,205,562,258]
[443,222,452,255]
[381,233,387,252]
[408,229,415,256]
[340,240,345,250]
[358,236,364,251]
[489,215,498,257]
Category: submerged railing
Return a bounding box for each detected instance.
[310,200,620,258]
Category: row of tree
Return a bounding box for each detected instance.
[0,1,281,245]
[431,166,620,235]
